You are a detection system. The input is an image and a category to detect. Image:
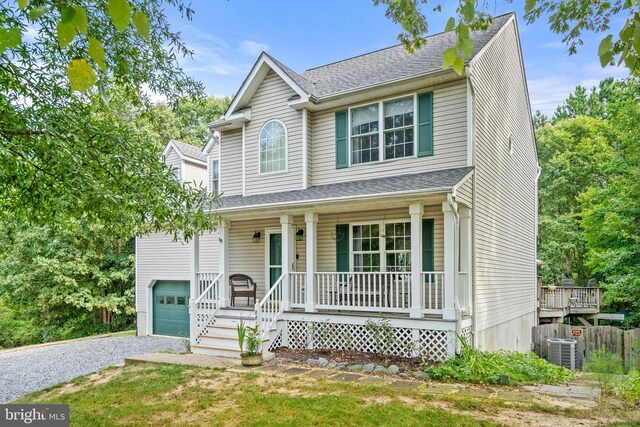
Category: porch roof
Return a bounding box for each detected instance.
[214,166,473,212]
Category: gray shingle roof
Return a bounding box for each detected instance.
[292,13,512,98]
[216,166,473,210]
[171,140,207,162]
[266,53,317,97]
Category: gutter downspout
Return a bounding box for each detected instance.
[302,108,308,189]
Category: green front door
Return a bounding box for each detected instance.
[153,281,190,337]
[268,232,282,287]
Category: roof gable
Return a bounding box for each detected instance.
[224,52,314,117]
[162,140,207,164]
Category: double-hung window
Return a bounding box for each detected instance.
[210,159,219,195]
[349,96,416,165]
[350,104,379,165]
[351,221,411,272]
[383,97,414,160]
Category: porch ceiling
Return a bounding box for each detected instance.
[212,166,472,217]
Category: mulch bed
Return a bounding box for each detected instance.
[273,347,428,372]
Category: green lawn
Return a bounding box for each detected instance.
[15,364,637,427]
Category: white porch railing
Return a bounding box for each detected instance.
[192,272,223,338]
[423,272,445,314]
[314,272,412,313]
[290,272,306,309]
[255,273,286,341]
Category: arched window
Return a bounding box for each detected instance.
[259,120,287,174]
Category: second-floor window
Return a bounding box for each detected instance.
[211,159,219,195]
[350,95,416,165]
[259,120,287,174]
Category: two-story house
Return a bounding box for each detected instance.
[135,12,539,361]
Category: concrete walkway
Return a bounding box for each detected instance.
[125,352,238,369]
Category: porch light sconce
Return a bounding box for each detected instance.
[252,231,262,243]
[296,228,305,241]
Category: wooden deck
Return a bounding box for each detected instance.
[538,286,601,322]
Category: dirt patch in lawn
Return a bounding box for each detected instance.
[274,347,426,372]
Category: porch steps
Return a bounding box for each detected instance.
[192,307,272,359]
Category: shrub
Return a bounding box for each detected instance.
[584,345,625,395]
[424,339,574,385]
[365,318,396,357]
[617,370,640,405]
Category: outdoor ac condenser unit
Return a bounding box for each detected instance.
[547,338,578,370]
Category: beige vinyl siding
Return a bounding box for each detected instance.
[469,18,537,350]
[306,110,313,186]
[456,174,473,207]
[310,81,468,186]
[220,128,243,196]
[182,161,208,188]
[200,231,220,272]
[244,71,303,195]
[164,147,181,178]
[317,205,444,272]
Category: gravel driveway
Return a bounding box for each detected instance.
[0,335,187,403]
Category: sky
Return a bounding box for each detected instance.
[166,0,630,117]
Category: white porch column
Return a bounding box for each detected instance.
[218,221,229,308]
[189,234,200,345]
[305,212,318,312]
[459,207,472,315]
[409,203,423,319]
[280,215,294,310]
[442,201,457,320]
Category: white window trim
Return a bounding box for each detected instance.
[258,119,288,175]
[347,93,419,167]
[349,219,412,273]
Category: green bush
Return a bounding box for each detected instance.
[617,370,640,405]
[584,345,625,395]
[424,339,574,385]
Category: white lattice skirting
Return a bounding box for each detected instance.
[285,320,455,363]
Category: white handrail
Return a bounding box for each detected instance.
[290,272,306,308]
[423,271,445,314]
[192,272,222,339]
[255,273,285,341]
[195,272,222,305]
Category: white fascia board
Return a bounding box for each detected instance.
[222,53,311,121]
[161,140,181,160]
[213,186,453,214]
[203,131,220,155]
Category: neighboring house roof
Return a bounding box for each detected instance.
[301,13,512,98]
[215,166,473,211]
[163,139,207,163]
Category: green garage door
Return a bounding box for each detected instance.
[153,281,190,337]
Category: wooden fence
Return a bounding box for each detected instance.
[532,324,640,370]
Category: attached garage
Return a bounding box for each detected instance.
[152,281,190,337]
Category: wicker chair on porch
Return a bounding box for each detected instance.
[229,274,257,307]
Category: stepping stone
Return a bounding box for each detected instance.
[257,365,286,372]
[283,367,311,375]
[497,391,535,403]
[457,387,493,398]
[329,373,363,383]
[305,370,331,379]
[422,383,457,395]
[389,380,421,390]
[359,376,389,386]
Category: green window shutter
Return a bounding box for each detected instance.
[417,92,433,157]
[335,110,348,169]
[335,224,350,272]
[422,219,435,271]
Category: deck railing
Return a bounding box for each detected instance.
[423,272,445,314]
[314,272,412,313]
[255,273,285,341]
[539,286,601,311]
[289,272,306,309]
[192,272,223,338]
